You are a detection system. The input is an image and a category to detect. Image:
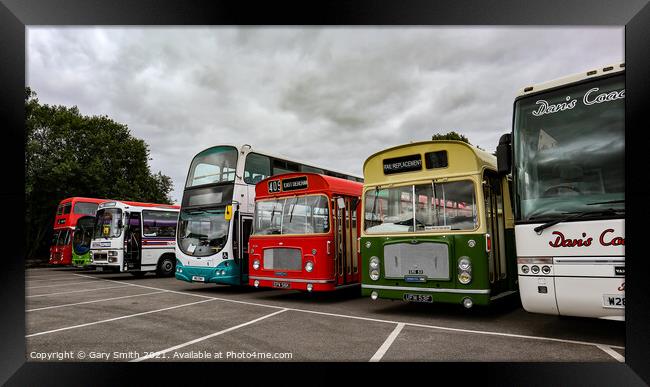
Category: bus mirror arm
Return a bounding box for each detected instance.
[496,133,512,175]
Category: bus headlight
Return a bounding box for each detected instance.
[521,265,530,274]
[458,271,472,284]
[365,241,372,249]
[252,259,260,270]
[531,265,540,274]
[369,256,380,270]
[305,261,314,272]
[369,269,380,281]
[458,257,471,271]
[108,251,118,257]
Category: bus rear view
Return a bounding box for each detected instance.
[498,63,625,320]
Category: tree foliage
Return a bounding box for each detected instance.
[431,131,471,144]
[431,131,485,151]
[25,88,174,260]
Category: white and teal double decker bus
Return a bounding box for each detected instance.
[175,145,362,286]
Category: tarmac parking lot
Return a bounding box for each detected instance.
[25,267,625,362]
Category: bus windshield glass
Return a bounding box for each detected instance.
[94,208,123,238]
[186,146,238,187]
[51,229,71,246]
[73,202,99,215]
[178,208,229,257]
[254,195,330,235]
[73,217,95,254]
[513,74,625,222]
[364,180,477,234]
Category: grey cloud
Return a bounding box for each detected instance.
[27,27,623,202]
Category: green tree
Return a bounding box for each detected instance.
[25,88,174,261]
[431,131,470,143]
[431,131,486,151]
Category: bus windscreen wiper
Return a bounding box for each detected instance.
[586,199,625,206]
[533,208,624,235]
[370,186,380,220]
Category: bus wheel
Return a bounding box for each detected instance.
[157,256,175,277]
[130,272,146,278]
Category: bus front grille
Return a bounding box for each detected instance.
[263,248,302,271]
[383,242,450,280]
[93,252,108,262]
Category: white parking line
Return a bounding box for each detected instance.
[131,309,289,362]
[26,285,131,298]
[27,280,104,290]
[70,273,625,352]
[596,345,625,362]
[25,275,87,281]
[26,299,217,338]
[26,291,168,312]
[369,323,405,362]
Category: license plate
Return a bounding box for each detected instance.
[403,293,433,303]
[602,294,625,308]
[95,267,104,272]
[404,275,427,283]
[192,276,205,282]
[273,281,290,289]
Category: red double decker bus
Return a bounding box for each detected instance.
[49,197,108,265]
[249,173,363,292]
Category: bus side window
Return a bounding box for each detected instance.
[272,159,299,175]
[301,165,324,174]
[244,153,271,184]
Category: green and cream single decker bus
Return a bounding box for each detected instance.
[360,140,518,308]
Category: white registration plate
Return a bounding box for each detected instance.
[192,276,205,282]
[95,267,104,272]
[602,294,625,308]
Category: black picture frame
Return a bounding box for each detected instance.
[1,1,648,385]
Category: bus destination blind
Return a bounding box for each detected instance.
[383,154,423,174]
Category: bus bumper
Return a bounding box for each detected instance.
[175,263,243,286]
[361,284,492,306]
[519,274,625,320]
[249,277,341,292]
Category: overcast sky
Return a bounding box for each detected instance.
[27,27,623,203]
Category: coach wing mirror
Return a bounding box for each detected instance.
[496,133,512,175]
[336,197,346,209]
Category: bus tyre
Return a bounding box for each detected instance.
[157,256,175,277]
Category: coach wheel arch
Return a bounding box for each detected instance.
[157,253,176,277]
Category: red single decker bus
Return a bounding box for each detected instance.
[50,197,108,265]
[249,173,363,292]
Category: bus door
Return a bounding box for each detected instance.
[350,197,360,284]
[483,171,508,292]
[124,212,142,270]
[334,196,355,285]
[235,213,253,278]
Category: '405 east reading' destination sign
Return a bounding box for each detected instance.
[268,176,309,193]
[383,154,423,174]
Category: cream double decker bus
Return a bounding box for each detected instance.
[497,63,625,320]
[360,140,518,308]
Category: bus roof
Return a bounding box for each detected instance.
[255,172,363,199]
[58,197,111,205]
[517,62,625,97]
[363,140,496,186]
[192,144,363,181]
[98,200,180,211]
